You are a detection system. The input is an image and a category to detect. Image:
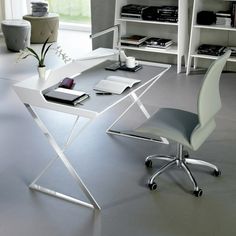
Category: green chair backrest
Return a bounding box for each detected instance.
[198,50,231,126]
[190,50,231,150]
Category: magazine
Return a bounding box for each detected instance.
[94,76,141,94]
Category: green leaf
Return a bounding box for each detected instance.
[26,47,40,62]
[41,37,50,59]
[42,44,53,61]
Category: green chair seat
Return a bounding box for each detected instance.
[136,108,199,149]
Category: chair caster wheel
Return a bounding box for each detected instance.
[145,160,152,168]
[193,189,203,197]
[213,169,221,177]
[148,182,157,191]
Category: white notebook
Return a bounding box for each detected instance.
[94,76,141,94]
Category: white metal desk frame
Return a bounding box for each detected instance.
[14,49,170,211]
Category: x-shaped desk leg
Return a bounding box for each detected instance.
[25,104,101,210]
[106,70,169,145]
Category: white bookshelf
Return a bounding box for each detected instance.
[186,0,236,74]
[114,0,189,73]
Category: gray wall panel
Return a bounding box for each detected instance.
[91,0,116,49]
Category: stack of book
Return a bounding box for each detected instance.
[141,5,178,23]
[44,88,89,106]
[31,1,49,17]
[197,44,226,56]
[121,4,148,19]
[216,11,231,26]
[227,47,236,57]
[145,37,173,49]
[232,3,236,27]
[121,35,149,47]
[43,78,89,106]
[156,6,178,23]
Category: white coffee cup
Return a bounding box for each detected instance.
[125,56,137,68]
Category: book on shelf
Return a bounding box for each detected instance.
[121,42,145,47]
[121,35,149,46]
[145,37,173,49]
[232,3,236,27]
[197,44,226,56]
[44,87,89,106]
[157,5,178,13]
[121,4,148,18]
[141,6,178,22]
[156,6,178,22]
[158,38,173,47]
[94,76,141,95]
[216,11,231,17]
[216,11,231,26]
[227,46,236,57]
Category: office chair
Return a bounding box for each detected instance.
[134,50,231,197]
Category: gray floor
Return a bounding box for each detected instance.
[0,30,236,236]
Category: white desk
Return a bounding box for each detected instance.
[13,48,171,210]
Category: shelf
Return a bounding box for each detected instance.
[115,0,188,73]
[191,53,236,62]
[117,17,178,26]
[120,44,178,55]
[186,0,236,74]
[194,24,236,31]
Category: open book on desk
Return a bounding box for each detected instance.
[94,76,141,95]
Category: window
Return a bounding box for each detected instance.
[47,0,91,31]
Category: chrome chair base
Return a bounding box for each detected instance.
[145,144,221,197]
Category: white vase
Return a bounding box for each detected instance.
[37,66,46,80]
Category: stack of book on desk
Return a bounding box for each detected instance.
[145,37,173,49]
[44,87,89,106]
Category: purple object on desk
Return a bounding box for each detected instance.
[59,78,74,89]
